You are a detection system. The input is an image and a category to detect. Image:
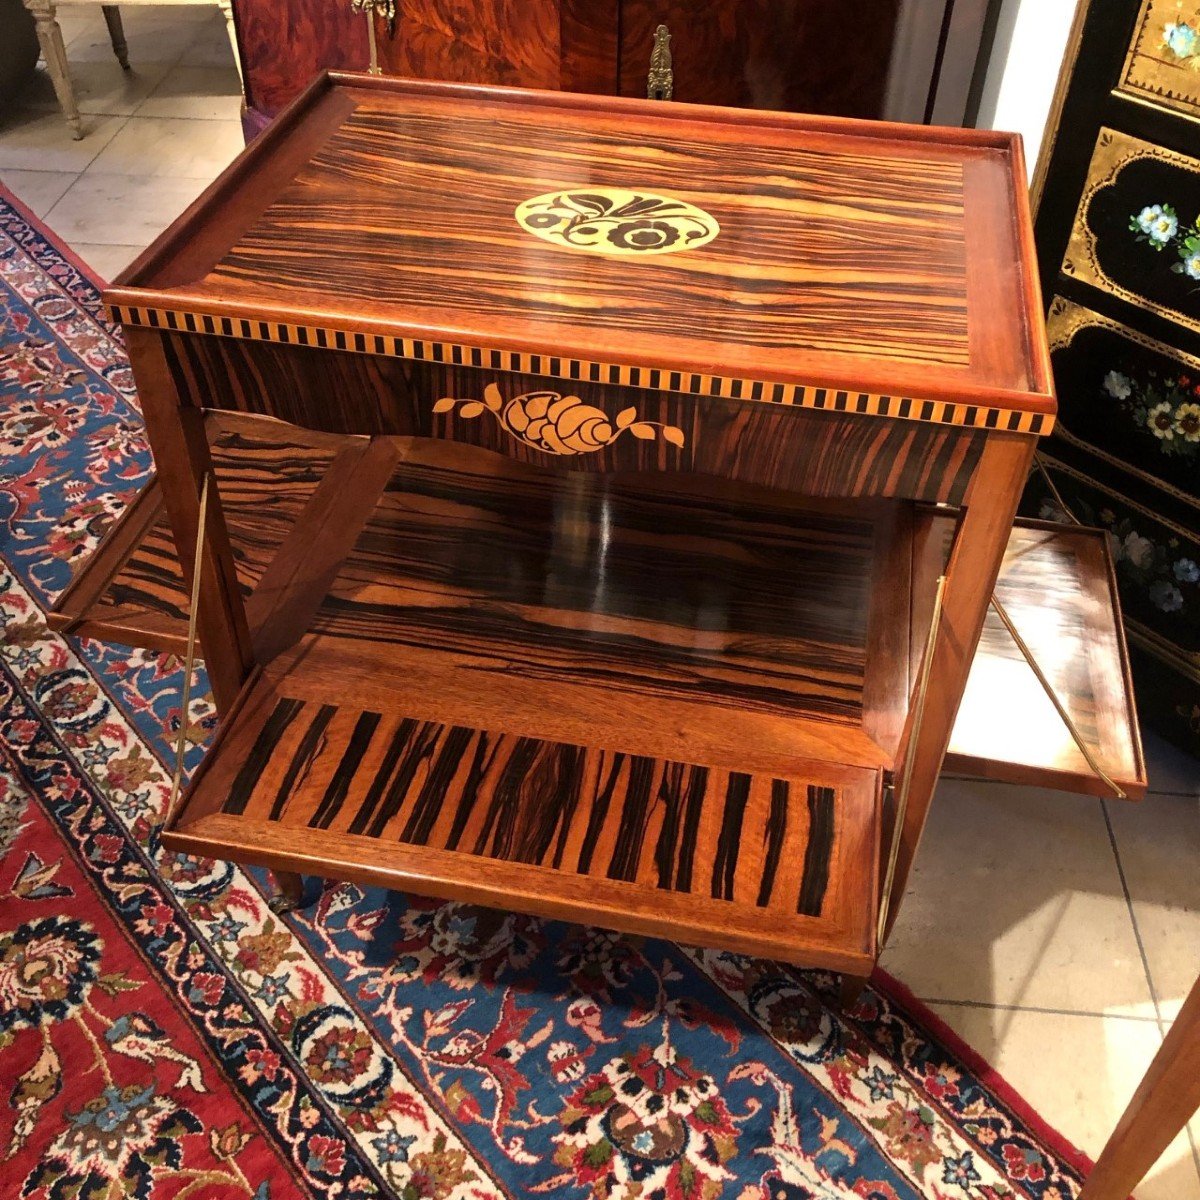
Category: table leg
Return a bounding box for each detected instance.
[123,328,255,715]
[25,0,82,139]
[1079,974,1200,1200]
[883,432,1035,943]
[101,5,129,69]
[267,870,306,914]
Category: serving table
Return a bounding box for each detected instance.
[58,72,1146,985]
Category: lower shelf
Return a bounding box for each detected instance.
[166,671,882,972]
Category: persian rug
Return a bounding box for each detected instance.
[0,184,1092,1200]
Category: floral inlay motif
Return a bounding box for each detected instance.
[1103,366,1200,456]
[434,383,685,455]
[515,189,719,257]
[1129,202,1200,279]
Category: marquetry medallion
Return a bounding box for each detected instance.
[514,188,720,257]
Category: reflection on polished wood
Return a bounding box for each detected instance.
[933,517,1146,798]
[54,424,1142,803]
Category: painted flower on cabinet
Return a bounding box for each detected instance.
[1129,200,1200,282]
[1107,515,1197,615]
[1163,20,1200,59]
[1102,365,1200,456]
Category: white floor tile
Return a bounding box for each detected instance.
[136,65,242,120]
[85,115,242,178]
[44,172,209,246]
[882,777,1156,1016]
[1106,791,1200,1020]
[20,60,171,117]
[176,20,238,70]
[0,110,125,171]
[0,168,78,217]
[68,241,148,281]
[67,15,199,66]
[927,1004,1200,1200]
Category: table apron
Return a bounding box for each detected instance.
[155,331,985,505]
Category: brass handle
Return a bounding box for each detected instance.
[647,23,673,100]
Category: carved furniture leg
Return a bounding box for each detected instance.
[216,0,244,85]
[1078,973,1200,1199]
[101,5,129,69]
[883,433,1036,944]
[268,870,306,914]
[25,0,82,139]
[122,329,256,715]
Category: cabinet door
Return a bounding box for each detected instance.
[237,0,619,120]
[374,0,620,94]
[617,0,904,117]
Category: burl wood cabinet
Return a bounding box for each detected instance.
[56,74,1144,986]
[233,0,999,131]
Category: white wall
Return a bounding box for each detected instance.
[975,0,1080,178]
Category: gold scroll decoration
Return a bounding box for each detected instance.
[514,188,719,257]
[1062,127,1200,337]
[1119,0,1200,121]
[433,383,686,455]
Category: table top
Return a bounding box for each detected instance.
[109,73,1055,431]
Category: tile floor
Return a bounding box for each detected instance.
[2,9,1199,1196]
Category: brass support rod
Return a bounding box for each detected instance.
[878,573,946,946]
[989,592,1126,800]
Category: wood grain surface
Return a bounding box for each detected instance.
[150,332,986,497]
[166,671,882,971]
[108,74,1054,424]
[617,0,902,116]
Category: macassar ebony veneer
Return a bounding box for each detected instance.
[60,72,1144,980]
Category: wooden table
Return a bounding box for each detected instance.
[56,72,1146,984]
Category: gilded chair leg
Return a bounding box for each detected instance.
[26,1,83,139]
[267,869,305,914]
[101,5,129,70]
[216,0,244,86]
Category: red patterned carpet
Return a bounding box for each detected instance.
[0,183,1093,1200]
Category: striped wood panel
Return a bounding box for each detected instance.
[307,449,883,724]
[213,99,970,369]
[227,695,841,917]
[49,425,338,650]
[167,675,882,968]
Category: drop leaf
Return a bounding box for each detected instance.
[433,397,456,413]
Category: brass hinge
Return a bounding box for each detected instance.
[648,24,673,100]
